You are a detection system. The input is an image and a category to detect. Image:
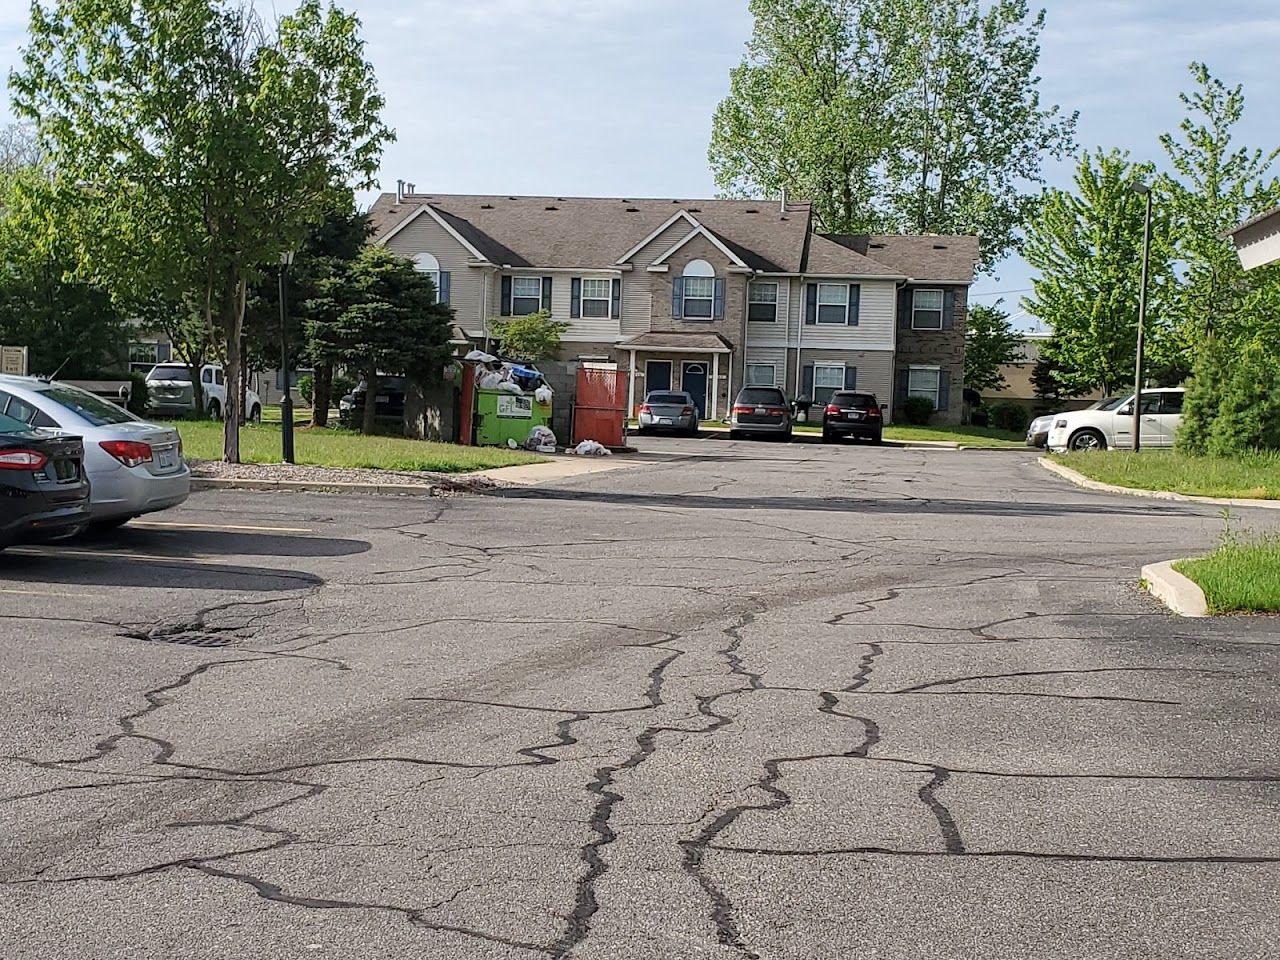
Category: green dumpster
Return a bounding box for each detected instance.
[474,389,552,447]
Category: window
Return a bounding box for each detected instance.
[201,368,213,384]
[817,284,849,324]
[581,279,612,319]
[129,341,171,373]
[908,367,941,409]
[147,365,191,382]
[746,364,776,387]
[912,290,944,329]
[511,277,543,316]
[36,384,137,426]
[1159,391,1184,414]
[813,364,846,405]
[683,276,715,319]
[414,253,440,292]
[748,282,778,322]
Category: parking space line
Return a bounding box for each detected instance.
[0,587,98,599]
[10,547,234,566]
[129,521,314,534]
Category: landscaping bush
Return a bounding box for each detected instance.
[900,395,935,425]
[1205,339,1280,457]
[297,373,314,405]
[989,401,1030,433]
[1177,337,1230,455]
[332,373,356,401]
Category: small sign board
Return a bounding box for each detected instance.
[1,346,27,377]
[496,395,533,419]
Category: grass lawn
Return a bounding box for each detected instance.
[176,420,543,473]
[1176,534,1280,614]
[1049,450,1280,500]
[882,425,1025,448]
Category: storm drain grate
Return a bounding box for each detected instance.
[121,625,242,648]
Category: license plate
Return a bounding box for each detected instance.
[755,407,766,414]
[659,418,672,425]
[157,449,176,470]
[846,411,863,420]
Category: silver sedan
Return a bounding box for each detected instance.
[0,375,189,527]
[637,391,700,436]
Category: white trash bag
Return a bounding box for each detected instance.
[526,425,557,453]
[477,371,504,390]
[464,350,497,363]
[534,384,554,404]
[571,439,611,457]
[496,380,524,395]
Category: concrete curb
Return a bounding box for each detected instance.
[1141,560,1210,617]
[1038,457,1280,510]
[191,477,452,497]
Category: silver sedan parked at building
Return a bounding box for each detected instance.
[636,390,700,436]
[0,375,189,528]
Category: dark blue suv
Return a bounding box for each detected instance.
[0,411,91,550]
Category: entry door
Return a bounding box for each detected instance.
[682,362,708,418]
[646,360,672,394]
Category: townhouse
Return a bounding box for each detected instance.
[370,190,978,424]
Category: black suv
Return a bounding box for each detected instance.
[339,377,408,427]
[821,391,884,444]
[0,411,91,550]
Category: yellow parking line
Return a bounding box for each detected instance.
[10,547,233,566]
[129,521,313,534]
[0,587,97,599]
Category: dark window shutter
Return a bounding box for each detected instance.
[438,271,451,306]
[801,363,814,400]
[805,284,817,325]
[570,277,582,319]
[671,277,685,319]
[712,278,726,319]
[500,275,512,316]
[844,366,857,389]
[611,278,621,319]
[848,284,860,325]
[896,368,909,410]
[541,277,552,312]
[942,290,956,329]
[938,370,951,410]
[898,287,912,329]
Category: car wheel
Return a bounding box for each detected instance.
[208,400,222,421]
[869,432,883,445]
[684,425,699,437]
[823,428,835,443]
[1069,428,1106,452]
[729,430,742,441]
[89,516,131,533]
[250,404,262,423]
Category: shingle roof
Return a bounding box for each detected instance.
[617,332,733,352]
[804,234,904,277]
[826,234,980,283]
[369,193,813,271]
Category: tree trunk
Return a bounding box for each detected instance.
[312,360,332,428]
[403,378,426,439]
[362,369,379,435]
[220,271,244,463]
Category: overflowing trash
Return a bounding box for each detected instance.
[526,425,557,453]
[534,384,554,405]
[466,350,556,448]
[568,439,611,457]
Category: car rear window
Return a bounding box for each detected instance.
[737,388,786,405]
[0,411,37,435]
[147,365,191,382]
[647,393,689,405]
[830,392,876,409]
[38,384,138,427]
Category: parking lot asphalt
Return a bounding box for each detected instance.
[2,439,1278,960]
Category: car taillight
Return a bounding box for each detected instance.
[825,404,842,415]
[765,407,787,416]
[866,406,882,419]
[639,405,652,414]
[99,440,153,468]
[0,449,49,470]
[682,406,694,415]
[732,405,753,414]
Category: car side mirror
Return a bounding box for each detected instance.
[1117,405,1132,417]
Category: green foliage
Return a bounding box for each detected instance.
[900,395,935,425]
[11,0,393,461]
[1202,340,1280,457]
[297,373,315,405]
[489,310,569,363]
[331,373,356,401]
[709,0,1076,271]
[989,401,1030,433]
[305,247,453,433]
[1023,149,1175,396]
[1049,449,1280,500]
[1176,529,1280,613]
[964,301,1023,393]
[1177,337,1230,455]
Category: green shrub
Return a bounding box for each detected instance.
[1205,339,1280,456]
[1177,338,1230,455]
[332,373,356,401]
[297,373,314,405]
[900,395,934,425]
[989,401,1030,433]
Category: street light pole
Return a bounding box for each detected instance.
[1131,183,1153,452]
[279,250,296,464]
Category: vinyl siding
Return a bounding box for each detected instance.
[793,279,897,350]
[788,348,895,414]
[621,219,696,336]
[497,272,622,343]
[382,212,486,332]
[744,278,790,346]
[744,347,787,389]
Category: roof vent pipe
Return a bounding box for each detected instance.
[406,183,416,195]
[396,179,404,202]
[780,187,787,213]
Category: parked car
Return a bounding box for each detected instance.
[729,387,793,441]
[1047,388,1186,452]
[0,410,91,550]
[145,363,262,422]
[0,376,189,527]
[821,391,884,444]
[636,391,699,436]
[1027,396,1124,448]
[339,377,407,427]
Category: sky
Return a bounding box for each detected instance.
[2,0,1278,330]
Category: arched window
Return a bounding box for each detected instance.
[413,252,440,291]
[682,259,715,318]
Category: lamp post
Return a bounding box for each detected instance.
[1131,182,1153,452]
[279,250,296,464]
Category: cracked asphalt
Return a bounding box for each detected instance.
[1,439,1278,960]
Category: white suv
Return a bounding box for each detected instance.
[146,363,262,422]
[1047,388,1185,452]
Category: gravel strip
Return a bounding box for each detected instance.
[188,459,498,493]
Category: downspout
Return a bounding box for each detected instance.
[794,275,805,400]
[740,271,756,399]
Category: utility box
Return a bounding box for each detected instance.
[474,390,552,447]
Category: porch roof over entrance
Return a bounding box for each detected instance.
[618,332,733,354]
